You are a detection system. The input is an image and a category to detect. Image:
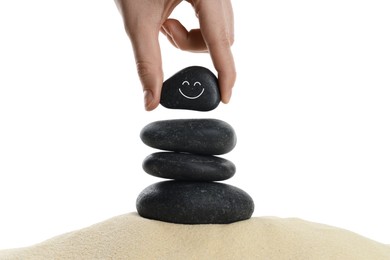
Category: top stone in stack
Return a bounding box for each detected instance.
[140,118,236,155]
[160,66,221,111]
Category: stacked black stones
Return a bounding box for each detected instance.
[136,66,254,224]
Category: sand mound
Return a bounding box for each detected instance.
[0,213,389,260]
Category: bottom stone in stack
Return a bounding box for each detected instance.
[136,181,254,224]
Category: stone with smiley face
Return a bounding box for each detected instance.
[160,66,221,111]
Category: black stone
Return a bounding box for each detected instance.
[136,181,254,224]
[161,66,221,111]
[140,119,236,155]
[142,152,235,181]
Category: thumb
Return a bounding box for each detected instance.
[130,30,163,111]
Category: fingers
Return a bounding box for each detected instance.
[115,0,174,111]
[190,0,236,103]
[129,28,163,111]
[161,19,208,52]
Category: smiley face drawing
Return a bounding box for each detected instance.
[160,66,221,112]
[179,80,205,100]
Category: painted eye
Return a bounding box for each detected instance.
[194,81,201,87]
[182,81,190,86]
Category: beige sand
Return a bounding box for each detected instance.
[0,213,389,260]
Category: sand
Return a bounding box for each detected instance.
[0,213,389,260]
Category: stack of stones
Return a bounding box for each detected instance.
[136,66,254,224]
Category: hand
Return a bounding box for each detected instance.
[114,0,236,111]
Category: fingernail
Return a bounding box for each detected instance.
[161,25,172,37]
[223,90,232,104]
[144,90,154,111]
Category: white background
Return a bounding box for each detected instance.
[1,0,389,249]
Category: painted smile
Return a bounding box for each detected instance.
[179,81,205,100]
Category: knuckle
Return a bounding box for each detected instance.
[136,61,163,84]
[222,31,234,47]
[229,33,235,46]
[209,29,234,48]
[136,61,153,79]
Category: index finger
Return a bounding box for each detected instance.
[195,0,236,103]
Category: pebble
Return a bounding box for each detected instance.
[136,181,254,224]
[140,119,236,155]
[142,152,235,181]
[160,66,221,111]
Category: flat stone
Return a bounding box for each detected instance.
[136,181,254,224]
[142,152,235,181]
[140,119,236,155]
[160,66,221,111]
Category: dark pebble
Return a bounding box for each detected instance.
[142,152,235,181]
[140,119,236,155]
[136,181,254,224]
[160,66,221,111]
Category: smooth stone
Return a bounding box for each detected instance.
[160,66,221,111]
[142,152,235,181]
[140,119,236,155]
[136,181,254,224]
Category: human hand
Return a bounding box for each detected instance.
[114,0,236,111]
